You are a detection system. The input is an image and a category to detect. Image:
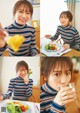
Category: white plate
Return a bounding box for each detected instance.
[44,43,61,52]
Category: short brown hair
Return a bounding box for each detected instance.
[16,60,29,72]
[13,0,33,16]
[59,11,73,22]
[41,57,73,77]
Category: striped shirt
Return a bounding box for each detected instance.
[40,82,66,113]
[3,76,33,101]
[0,21,38,56]
[51,25,80,50]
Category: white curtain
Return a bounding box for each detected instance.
[67,0,76,27]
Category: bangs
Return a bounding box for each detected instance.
[51,57,73,73]
[59,11,73,22]
[52,60,71,72]
[19,4,30,12]
[41,57,73,77]
[13,0,33,16]
[60,13,67,18]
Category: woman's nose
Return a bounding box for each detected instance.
[61,76,67,84]
[22,13,26,18]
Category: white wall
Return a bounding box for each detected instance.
[32,5,40,23]
[0,57,40,93]
[40,0,80,45]
[40,0,67,37]
[0,0,40,27]
[75,2,80,34]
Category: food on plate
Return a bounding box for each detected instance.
[45,44,57,51]
[6,35,25,52]
[6,103,15,113]
[6,101,29,113]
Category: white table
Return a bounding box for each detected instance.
[0,99,40,113]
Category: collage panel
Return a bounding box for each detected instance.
[40,0,80,57]
[0,0,40,56]
[40,56,80,113]
[0,0,80,113]
[0,56,40,112]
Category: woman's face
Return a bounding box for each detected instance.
[59,14,70,27]
[17,66,28,78]
[48,63,71,91]
[14,5,31,25]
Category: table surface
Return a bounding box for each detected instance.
[0,99,40,113]
[63,49,80,56]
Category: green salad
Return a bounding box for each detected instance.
[45,44,57,50]
[6,103,22,113]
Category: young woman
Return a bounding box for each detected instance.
[45,11,80,50]
[0,0,38,56]
[40,57,76,113]
[0,60,33,101]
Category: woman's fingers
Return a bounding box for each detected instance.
[23,75,29,84]
[59,87,76,105]
[61,89,76,97]
[61,93,76,101]
[0,29,6,39]
[61,97,76,105]
[0,95,3,101]
[45,34,52,38]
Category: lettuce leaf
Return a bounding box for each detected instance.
[6,103,22,113]
[6,103,15,113]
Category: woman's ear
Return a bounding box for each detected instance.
[43,76,48,81]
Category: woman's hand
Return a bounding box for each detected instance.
[54,86,76,106]
[23,75,29,84]
[0,38,6,48]
[45,34,52,39]
[0,24,6,48]
[63,44,70,49]
[0,95,3,101]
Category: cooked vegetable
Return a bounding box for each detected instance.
[6,102,29,113]
[45,44,57,50]
[6,103,15,113]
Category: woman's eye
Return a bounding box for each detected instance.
[65,17,68,19]
[66,72,71,76]
[19,11,23,13]
[26,12,30,14]
[54,73,60,76]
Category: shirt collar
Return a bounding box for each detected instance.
[13,21,26,28]
[42,82,58,95]
[61,25,71,30]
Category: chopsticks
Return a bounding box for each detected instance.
[35,104,39,111]
[34,103,39,113]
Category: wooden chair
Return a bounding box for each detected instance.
[28,86,40,103]
[28,95,37,103]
